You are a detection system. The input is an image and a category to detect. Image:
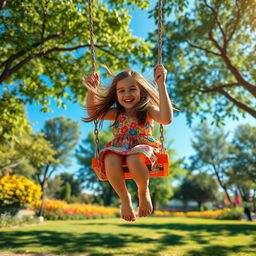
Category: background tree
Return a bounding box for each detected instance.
[47,172,82,202]
[0,0,152,139]
[149,0,256,123]
[189,122,232,204]
[0,95,31,143]
[60,183,72,203]
[0,131,57,176]
[174,173,219,210]
[229,124,256,185]
[58,172,82,198]
[227,124,256,209]
[37,116,80,206]
[46,175,63,199]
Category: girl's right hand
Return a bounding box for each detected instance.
[84,73,100,88]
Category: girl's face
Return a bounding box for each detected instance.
[116,77,141,112]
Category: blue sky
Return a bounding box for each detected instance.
[26,1,255,177]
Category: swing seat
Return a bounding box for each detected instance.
[92,153,169,181]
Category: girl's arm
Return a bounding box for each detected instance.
[149,64,173,125]
[84,73,117,121]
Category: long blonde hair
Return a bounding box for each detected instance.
[82,69,160,127]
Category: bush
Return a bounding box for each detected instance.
[0,175,42,216]
[217,207,243,220]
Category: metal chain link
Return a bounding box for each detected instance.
[158,0,165,151]
[88,0,99,157]
[157,0,163,65]
[94,120,100,157]
[160,124,165,152]
[88,0,96,73]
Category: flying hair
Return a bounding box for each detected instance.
[82,66,160,127]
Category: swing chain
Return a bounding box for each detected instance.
[94,120,100,157]
[158,0,165,152]
[160,124,165,152]
[88,0,99,157]
[89,0,165,156]
[157,0,163,65]
[88,0,96,73]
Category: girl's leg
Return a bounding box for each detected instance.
[126,154,153,217]
[104,152,136,222]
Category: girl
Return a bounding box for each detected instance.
[83,64,173,222]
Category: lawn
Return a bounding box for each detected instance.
[0,217,255,256]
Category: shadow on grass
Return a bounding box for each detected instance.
[118,222,255,236]
[187,244,256,256]
[0,230,183,255]
[0,221,255,255]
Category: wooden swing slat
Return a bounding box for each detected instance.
[92,153,169,181]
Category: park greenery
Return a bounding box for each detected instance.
[0,0,255,219]
[149,0,256,123]
[0,217,255,255]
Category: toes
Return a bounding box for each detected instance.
[122,214,136,222]
[139,208,152,218]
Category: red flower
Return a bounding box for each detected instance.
[119,116,126,123]
[121,126,129,133]
[130,122,137,128]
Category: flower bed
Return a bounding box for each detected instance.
[32,199,120,220]
[154,209,226,218]
[154,208,244,220]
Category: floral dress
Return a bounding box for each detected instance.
[99,112,163,175]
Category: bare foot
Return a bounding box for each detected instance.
[138,189,153,217]
[120,194,136,222]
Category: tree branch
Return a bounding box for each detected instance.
[187,41,221,56]
[208,28,223,53]
[0,44,117,84]
[0,32,63,69]
[221,54,256,97]
[203,86,256,118]
[0,158,24,170]
[203,0,227,49]
[200,83,240,93]
[226,0,241,43]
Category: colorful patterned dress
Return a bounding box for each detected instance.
[99,112,162,174]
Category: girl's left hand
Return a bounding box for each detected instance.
[154,64,167,86]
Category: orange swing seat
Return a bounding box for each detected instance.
[92,152,169,181]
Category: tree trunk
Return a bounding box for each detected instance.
[39,178,48,216]
[103,187,113,206]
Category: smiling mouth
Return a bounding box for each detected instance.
[123,99,134,103]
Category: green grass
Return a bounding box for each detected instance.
[0,217,255,256]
